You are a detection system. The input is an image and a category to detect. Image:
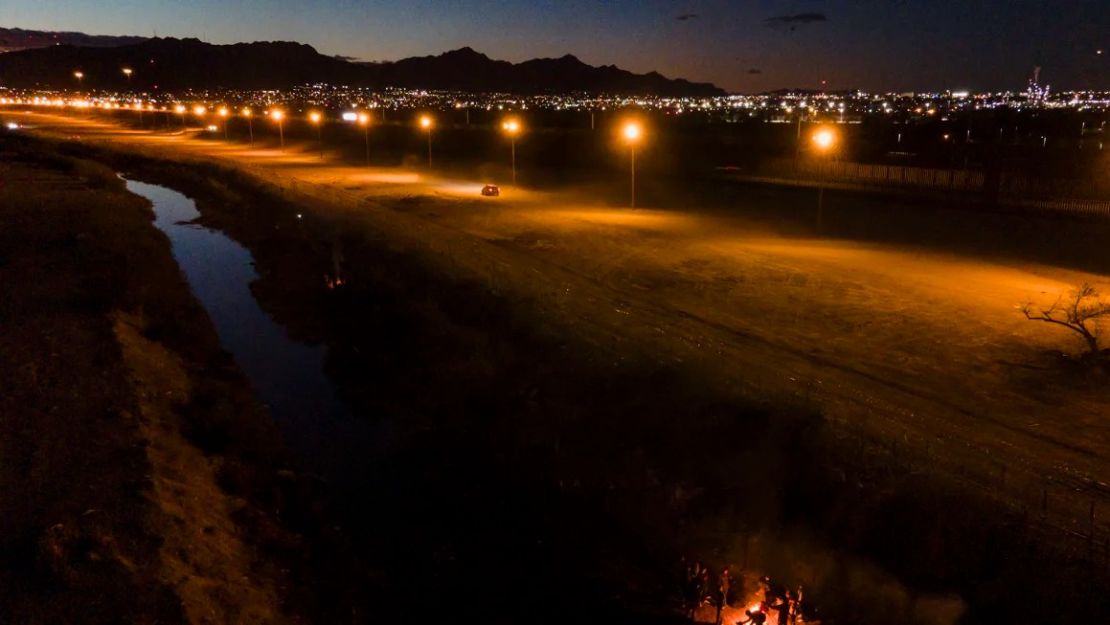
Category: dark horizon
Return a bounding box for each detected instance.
[4,30,1108,97]
[9,0,1109,93]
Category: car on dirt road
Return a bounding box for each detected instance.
[481,184,500,197]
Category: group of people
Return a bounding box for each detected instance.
[682,559,806,625]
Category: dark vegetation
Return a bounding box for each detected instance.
[1023,283,1110,361]
[44,135,1110,623]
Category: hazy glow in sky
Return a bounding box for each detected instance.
[9,0,1109,92]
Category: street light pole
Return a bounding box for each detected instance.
[795,113,802,168]
[420,115,434,168]
[358,113,371,166]
[810,127,838,232]
[309,112,323,159]
[502,118,521,186]
[630,145,636,209]
[272,111,285,149]
[73,72,84,116]
[621,121,642,209]
[242,108,253,144]
[193,105,206,133]
[218,107,229,140]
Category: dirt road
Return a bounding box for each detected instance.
[11,109,1110,543]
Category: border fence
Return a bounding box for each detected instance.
[737,158,1110,217]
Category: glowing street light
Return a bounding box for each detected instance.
[175,104,187,128]
[309,111,324,159]
[193,105,207,117]
[811,128,836,151]
[358,112,371,165]
[242,107,254,144]
[122,67,132,86]
[501,118,521,186]
[419,115,434,168]
[621,121,643,208]
[271,110,285,149]
[73,70,84,85]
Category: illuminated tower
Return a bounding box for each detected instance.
[1026,66,1049,105]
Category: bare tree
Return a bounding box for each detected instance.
[1022,283,1110,358]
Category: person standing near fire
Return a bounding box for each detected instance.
[791,585,804,624]
[715,567,732,625]
[771,591,791,625]
[685,560,705,621]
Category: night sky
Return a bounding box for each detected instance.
[12,0,1110,93]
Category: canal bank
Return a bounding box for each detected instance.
[0,134,320,623]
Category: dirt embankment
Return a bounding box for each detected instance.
[0,135,353,623]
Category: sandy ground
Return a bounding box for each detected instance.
[10,109,1110,543]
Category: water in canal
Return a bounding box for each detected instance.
[125,177,378,480]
